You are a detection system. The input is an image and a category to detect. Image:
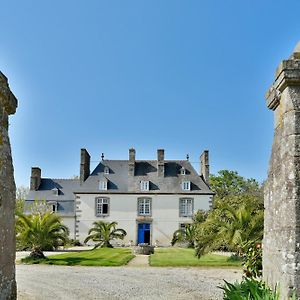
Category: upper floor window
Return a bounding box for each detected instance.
[104,166,109,174]
[140,180,149,191]
[95,197,109,216]
[138,198,151,216]
[180,168,186,175]
[99,180,108,190]
[179,198,193,217]
[52,187,59,196]
[181,181,191,191]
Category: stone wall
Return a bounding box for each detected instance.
[0,72,17,300]
[264,43,300,299]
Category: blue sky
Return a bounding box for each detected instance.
[1,1,300,187]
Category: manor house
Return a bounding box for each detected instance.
[26,149,213,246]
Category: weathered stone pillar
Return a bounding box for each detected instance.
[0,72,17,300]
[264,43,300,299]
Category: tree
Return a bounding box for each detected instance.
[16,211,69,258]
[171,224,197,248]
[195,203,264,257]
[210,170,263,202]
[15,186,29,215]
[84,221,127,248]
[194,170,264,258]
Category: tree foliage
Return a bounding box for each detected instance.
[84,221,127,249]
[171,224,197,248]
[16,211,69,258]
[15,186,29,215]
[194,170,264,258]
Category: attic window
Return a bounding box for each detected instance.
[180,168,186,175]
[140,180,149,191]
[104,167,109,174]
[99,181,108,191]
[52,188,59,196]
[181,181,191,191]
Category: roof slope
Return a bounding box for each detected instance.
[27,179,80,201]
[76,160,213,194]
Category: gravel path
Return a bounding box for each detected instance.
[16,265,241,300]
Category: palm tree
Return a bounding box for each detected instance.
[195,204,263,257]
[171,224,196,248]
[84,221,127,248]
[16,211,69,258]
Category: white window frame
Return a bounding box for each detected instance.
[99,180,108,190]
[180,168,186,175]
[140,180,149,191]
[95,197,109,216]
[179,198,193,217]
[181,181,191,191]
[138,198,151,216]
[48,201,57,212]
[104,166,109,174]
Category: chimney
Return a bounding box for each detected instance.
[30,167,41,190]
[128,148,135,176]
[157,149,165,177]
[80,148,90,183]
[200,150,210,185]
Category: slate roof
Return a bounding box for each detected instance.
[27,160,213,200]
[76,160,213,194]
[27,179,79,201]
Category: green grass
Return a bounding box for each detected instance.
[149,248,242,267]
[21,248,135,266]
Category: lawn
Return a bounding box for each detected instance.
[21,248,134,266]
[149,248,242,267]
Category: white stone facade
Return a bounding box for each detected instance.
[75,193,212,246]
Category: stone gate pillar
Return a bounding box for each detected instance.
[0,72,17,300]
[264,42,300,299]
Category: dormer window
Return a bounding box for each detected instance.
[99,180,108,191]
[181,181,191,191]
[104,166,109,174]
[140,180,149,191]
[52,188,59,196]
[180,168,186,175]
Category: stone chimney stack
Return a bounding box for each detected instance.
[128,148,135,176]
[80,148,90,183]
[157,149,165,177]
[200,150,209,185]
[30,167,41,190]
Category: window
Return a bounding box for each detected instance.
[48,201,57,212]
[180,168,186,175]
[52,188,59,196]
[140,180,149,191]
[179,223,191,230]
[138,198,151,216]
[104,166,109,174]
[179,198,193,217]
[95,198,109,216]
[99,180,108,190]
[181,181,191,191]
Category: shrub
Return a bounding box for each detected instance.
[242,243,262,278]
[220,278,279,300]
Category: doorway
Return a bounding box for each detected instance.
[138,223,151,244]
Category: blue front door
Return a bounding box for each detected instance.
[138,223,151,244]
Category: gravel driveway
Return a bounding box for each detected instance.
[17,265,241,300]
